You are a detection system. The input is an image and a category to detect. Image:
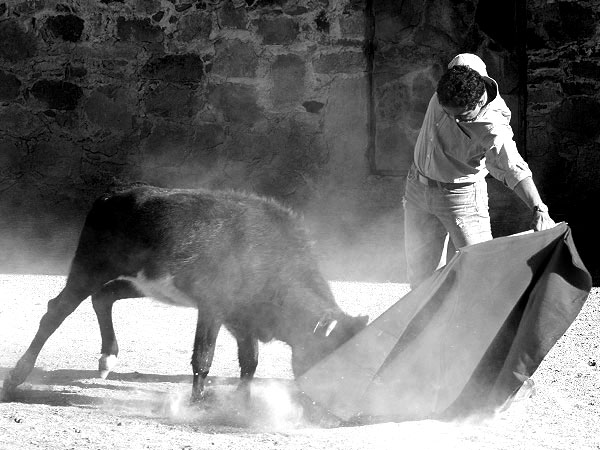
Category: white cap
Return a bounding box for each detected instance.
[448,53,488,76]
[447,53,497,91]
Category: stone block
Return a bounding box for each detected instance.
[30,80,82,110]
[526,125,553,158]
[174,3,192,13]
[0,105,44,136]
[528,83,563,104]
[375,78,409,121]
[411,74,435,115]
[340,12,364,38]
[0,70,21,101]
[142,120,192,165]
[191,122,225,152]
[65,64,87,79]
[322,77,369,182]
[248,0,286,8]
[562,80,598,97]
[45,14,84,42]
[549,2,597,43]
[212,39,259,78]
[83,88,134,131]
[284,5,309,16]
[550,96,600,138]
[570,60,600,81]
[0,19,37,62]
[143,83,198,118]
[11,0,44,15]
[527,67,564,84]
[374,125,414,173]
[208,82,262,125]
[345,0,366,12]
[313,50,365,74]
[218,1,248,29]
[426,0,477,43]
[28,137,82,179]
[251,121,327,203]
[226,128,274,163]
[271,53,306,106]
[80,135,143,186]
[133,0,162,15]
[117,17,164,43]
[256,16,299,45]
[141,54,204,83]
[176,11,212,42]
[0,137,23,177]
[528,56,561,70]
[375,72,433,130]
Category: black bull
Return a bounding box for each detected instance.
[2,186,368,401]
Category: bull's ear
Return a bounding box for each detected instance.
[358,315,369,326]
[353,314,369,331]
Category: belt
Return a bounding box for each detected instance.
[415,171,474,189]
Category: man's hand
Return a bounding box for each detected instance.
[513,177,556,232]
[531,205,556,231]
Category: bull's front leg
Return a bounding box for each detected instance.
[235,330,259,400]
[3,288,86,400]
[190,309,221,402]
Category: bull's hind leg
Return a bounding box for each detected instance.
[190,309,222,402]
[2,281,90,399]
[92,280,142,379]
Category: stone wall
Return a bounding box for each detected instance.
[2,0,596,283]
[526,0,600,281]
[0,0,401,280]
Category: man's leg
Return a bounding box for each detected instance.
[436,180,493,250]
[403,176,448,288]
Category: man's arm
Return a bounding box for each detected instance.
[513,176,556,231]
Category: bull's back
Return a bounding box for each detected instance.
[70,186,318,304]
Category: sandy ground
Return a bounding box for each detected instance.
[1,274,599,450]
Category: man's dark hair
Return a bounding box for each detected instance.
[436,65,485,109]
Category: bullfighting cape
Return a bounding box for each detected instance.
[297,223,591,422]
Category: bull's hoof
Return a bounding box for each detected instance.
[2,389,16,402]
[1,363,31,402]
[98,354,118,379]
[190,387,218,405]
[1,378,18,402]
[189,390,206,404]
[235,382,252,403]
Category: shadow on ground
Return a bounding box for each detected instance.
[0,366,334,430]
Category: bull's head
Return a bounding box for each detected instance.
[291,313,369,378]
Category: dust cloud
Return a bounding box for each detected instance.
[96,380,308,431]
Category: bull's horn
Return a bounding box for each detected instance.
[313,316,338,337]
[325,320,338,337]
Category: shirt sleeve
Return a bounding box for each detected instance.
[484,125,533,190]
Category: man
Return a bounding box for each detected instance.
[403,53,555,288]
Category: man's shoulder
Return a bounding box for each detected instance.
[480,95,512,126]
